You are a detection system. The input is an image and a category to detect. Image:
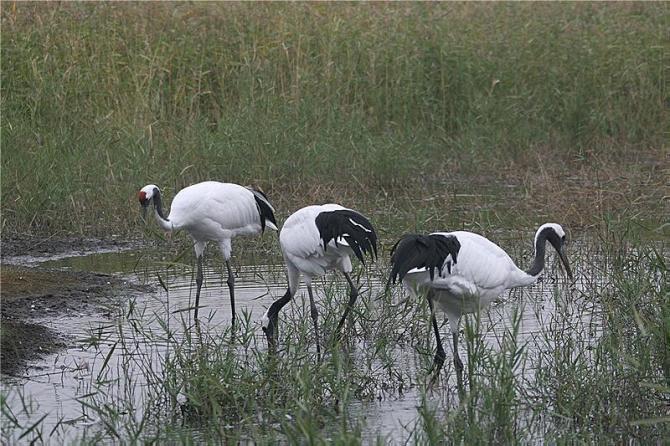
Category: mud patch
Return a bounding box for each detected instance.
[1,234,139,261]
[1,265,122,376]
[0,320,65,376]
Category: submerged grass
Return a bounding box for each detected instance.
[2,2,668,237]
[3,231,668,444]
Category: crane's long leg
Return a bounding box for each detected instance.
[453,331,464,391]
[427,295,446,376]
[194,255,204,321]
[225,260,236,328]
[335,272,359,340]
[307,284,322,362]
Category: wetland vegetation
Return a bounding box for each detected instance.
[1,2,668,444]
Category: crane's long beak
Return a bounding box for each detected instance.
[141,204,148,220]
[558,245,573,281]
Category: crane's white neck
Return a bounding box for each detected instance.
[153,206,173,232]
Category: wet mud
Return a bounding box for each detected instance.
[1,234,139,260]
[1,238,139,376]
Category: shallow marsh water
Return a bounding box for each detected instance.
[2,240,606,443]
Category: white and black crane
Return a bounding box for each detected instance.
[261,204,378,359]
[138,181,277,326]
[389,223,573,384]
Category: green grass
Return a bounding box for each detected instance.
[2,2,668,237]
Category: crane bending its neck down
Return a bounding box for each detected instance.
[139,184,173,233]
[137,181,278,327]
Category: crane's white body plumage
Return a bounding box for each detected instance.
[139,181,277,324]
[260,204,357,330]
[140,181,277,258]
[401,230,537,333]
[390,223,571,381]
[280,204,355,291]
[261,204,377,354]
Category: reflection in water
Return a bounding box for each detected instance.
[3,244,600,443]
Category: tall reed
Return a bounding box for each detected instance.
[2,3,667,236]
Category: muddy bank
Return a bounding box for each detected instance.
[0,262,129,376]
[1,320,65,376]
[1,233,140,261]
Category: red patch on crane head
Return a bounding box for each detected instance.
[138,190,147,203]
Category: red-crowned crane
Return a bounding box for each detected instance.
[389,223,573,384]
[138,181,278,326]
[261,204,378,359]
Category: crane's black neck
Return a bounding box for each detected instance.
[152,188,169,222]
[264,287,293,345]
[526,230,549,277]
[267,288,293,322]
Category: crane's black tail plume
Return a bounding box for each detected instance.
[247,187,278,232]
[389,234,461,283]
[315,210,378,263]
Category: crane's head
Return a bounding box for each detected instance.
[536,223,573,281]
[260,309,277,352]
[138,185,159,206]
[138,184,159,217]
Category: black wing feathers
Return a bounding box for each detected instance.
[314,210,378,263]
[248,187,278,233]
[389,234,461,283]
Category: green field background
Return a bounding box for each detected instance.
[2,2,668,237]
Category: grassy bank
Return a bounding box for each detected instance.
[2,2,668,238]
